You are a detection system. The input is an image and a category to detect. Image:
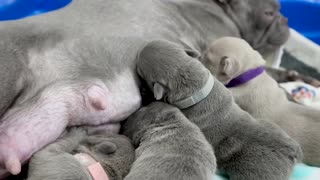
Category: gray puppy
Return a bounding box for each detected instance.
[28,128,135,180]
[0,0,289,176]
[123,102,216,180]
[135,40,303,180]
[201,37,320,166]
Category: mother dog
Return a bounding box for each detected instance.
[0,0,288,177]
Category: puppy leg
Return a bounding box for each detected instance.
[28,128,89,180]
[216,120,302,180]
[220,147,293,180]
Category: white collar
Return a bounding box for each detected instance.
[173,70,214,109]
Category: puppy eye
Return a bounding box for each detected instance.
[96,142,117,155]
[220,72,228,76]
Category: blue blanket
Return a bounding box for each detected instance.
[213,164,320,180]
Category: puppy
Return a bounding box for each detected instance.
[122,102,216,180]
[28,127,135,180]
[0,0,290,176]
[135,39,303,180]
[201,37,320,167]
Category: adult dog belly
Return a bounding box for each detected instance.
[0,0,239,177]
[6,0,204,122]
[0,0,164,176]
[1,0,174,120]
[0,0,235,145]
[20,0,180,38]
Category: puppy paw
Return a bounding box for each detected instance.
[266,131,303,164]
[280,138,303,164]
[257,120,303,163]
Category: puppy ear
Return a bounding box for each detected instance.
[153,83,166,100]
[180,40,201,59]
[220,56,239,78]
[185,49,201,59]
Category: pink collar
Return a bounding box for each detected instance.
[74,153,109,180]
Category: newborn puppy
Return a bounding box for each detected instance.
[136,40,302,180]
[28,127,135,180]
[201,37,320,167]
[122,102,216,180]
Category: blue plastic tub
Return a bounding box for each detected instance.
[0,0,318,45]
[279,0,320,45]
[0,0,72,21]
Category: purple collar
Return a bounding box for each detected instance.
[225,66,265,88]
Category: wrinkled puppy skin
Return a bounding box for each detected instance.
[27,127,135,180]
[137,39,302,180]
[201,37,320,167]
[123,102,216,180]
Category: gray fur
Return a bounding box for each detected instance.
[201,37,320,166]
[136,40,302,180]
[215,0,289,57]
[0,0,289,175]
[0,0,288,117]
[28,127,135,180]
[0,37,27,118]
[123,102,216,180]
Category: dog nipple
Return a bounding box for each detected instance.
[5,155,21,175]
[87,85,108,111]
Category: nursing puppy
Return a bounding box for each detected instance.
[0,0,290,176]
[136,40,302,180]
[201,37,320,166]
[28,127,135,180]
[123,102,216,180]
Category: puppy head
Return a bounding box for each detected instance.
[215,0,289,56]
[78,131,135,179]
[137,40,209,104]
[123,102,182,145]
[201,37,265,84]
